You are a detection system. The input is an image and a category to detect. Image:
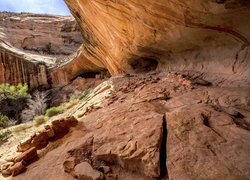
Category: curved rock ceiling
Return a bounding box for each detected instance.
[51,0,250,87]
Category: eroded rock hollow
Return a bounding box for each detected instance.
[51,0,250,87]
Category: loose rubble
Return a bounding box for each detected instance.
[0,116,78,177]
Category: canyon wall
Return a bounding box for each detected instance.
[0,12,83,87]
[51,0,250,87]
[0,12,83,62]
[0,39,54,88]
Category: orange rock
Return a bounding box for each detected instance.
[65,116,78,127]
[9,161,26,177]
[15,147,38,163]
[74,162,103,180]
[43,125,55,138]
[1,168,12,176]
[51,119,69,135]
[63,157,76,173]
[31,131,49,150]
[17,138,32,152]
[0,12,83,88]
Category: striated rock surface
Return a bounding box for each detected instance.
[0,39,54,88]
[0,12,84,87]
[0,12,83,61]
[50,0,250,87]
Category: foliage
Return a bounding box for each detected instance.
[7,118,16,127]
[21,91,49,122]
[64,99,79,109]
[45,106,64,118]
[45,42,52,53]
[0,130,11,143]
[0,114,9,129]
[33,115,48,127]
[12,124,29,134]
[79,88,91,100]
[0,83,30,99]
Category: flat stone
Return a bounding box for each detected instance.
[74,162,103,180]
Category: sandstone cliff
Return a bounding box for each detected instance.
[0,12,83,62]
[0,39,54,88]
[0,12,83,88]
[51,0,250,87]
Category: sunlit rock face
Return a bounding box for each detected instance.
[0,40,54,88]
[0,12,83,88]
[0,12,83,61]
[52,0,250,87]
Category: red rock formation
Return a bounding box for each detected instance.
[51,0,250,87]
[0,12,82,60]
[10,73,250,179]
[0,12,83,87]
[0,40,53,88]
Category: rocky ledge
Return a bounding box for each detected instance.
[2,72,249,180]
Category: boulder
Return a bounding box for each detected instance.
[17,138,32,153]
[51,119,68,133]
[0,162,14,174]
[44,125,55,138]
[1,167,12,176]
[15,147,38,163]
[31,132,49,150]
[74,162,103,180]
[9,161,26,177]
[65,116,78,127]
[63,157,76,173]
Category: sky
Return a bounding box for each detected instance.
[0,0,71,15]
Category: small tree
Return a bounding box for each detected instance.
[21,91,49,122]
[0,83,30,124]
[0,83,30,99]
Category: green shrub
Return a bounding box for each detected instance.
[0,83,30,99]
[0,130,11,143]
[79,89,91,100]
[0,114,9,129]
[64,99,79,109]
[45,106,64,117]
[12,124,29,134]
[34,115,48,127]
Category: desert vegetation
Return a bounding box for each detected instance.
[0,83,88,128]
[0,114,9,129]
[45,106,64,117]
[0,83,30,99]
[21,91,49,122]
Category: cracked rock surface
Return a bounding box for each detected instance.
[11,72,250,180]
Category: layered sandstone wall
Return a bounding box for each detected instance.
[0,12,84,87]
[0,40,54,88]
[51,0,250,87]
